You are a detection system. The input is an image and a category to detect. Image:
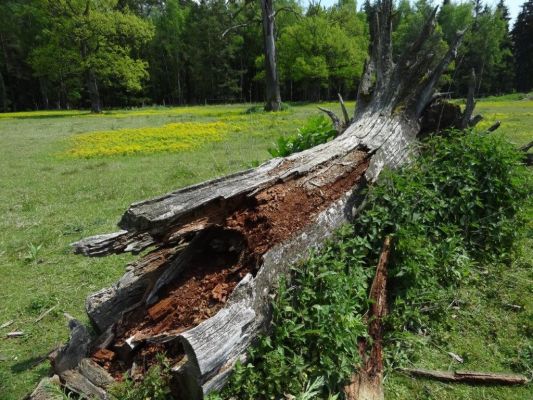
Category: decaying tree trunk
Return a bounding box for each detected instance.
[38,2,474,399]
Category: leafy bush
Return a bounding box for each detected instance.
[268,115,337,157]
[109,354,174,400]
[218,131,530,399]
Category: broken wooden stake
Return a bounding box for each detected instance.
[400,368,529,385]
[344,236,392,400]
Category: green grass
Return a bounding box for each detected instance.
[0,98,530,399]
[384,221,533,400]
[0,101,349,399]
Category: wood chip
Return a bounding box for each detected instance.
[448,352,464,363]
[0,320,13,329]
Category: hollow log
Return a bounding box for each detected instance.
[47,2,469,398]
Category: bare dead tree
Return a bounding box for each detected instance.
[261,0,281,111]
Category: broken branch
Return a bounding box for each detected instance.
[400,368,529,385]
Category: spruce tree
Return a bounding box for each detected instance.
[512,0,533,92]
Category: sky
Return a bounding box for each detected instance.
[312,0,525,25]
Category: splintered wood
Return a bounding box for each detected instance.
[344,236,392,400]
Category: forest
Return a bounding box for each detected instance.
[1,0,532,112]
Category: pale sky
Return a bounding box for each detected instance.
[311,0,525,25]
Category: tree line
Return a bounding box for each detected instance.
[0,0,532,112]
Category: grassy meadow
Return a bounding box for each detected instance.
[0,98,531,399]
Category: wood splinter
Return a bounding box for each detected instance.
[344,236,393,400]
[400,368,529,385]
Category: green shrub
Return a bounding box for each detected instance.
[268,115,337,157]
[109,354,174,400]
[219,131,530,399]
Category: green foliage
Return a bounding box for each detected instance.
[221,225,371,399]
[277,3,368,100]
[268,115,337,157]
[29,0,154,109]
[109,354,174,400]
[24,242,43,264]
[219,130,530,399]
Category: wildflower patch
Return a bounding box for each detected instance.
[66,121,229,158]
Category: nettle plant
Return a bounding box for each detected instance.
[216,131,530,399]
[268,115,337,157]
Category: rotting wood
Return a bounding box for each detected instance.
[344,236,392,400]
[400,368,529,385]
[45,1,473,398]
[27,375,62,400]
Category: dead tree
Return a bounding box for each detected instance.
[38,2,475,399]
[261,0,282,111]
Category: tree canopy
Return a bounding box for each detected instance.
[0,0,529,112]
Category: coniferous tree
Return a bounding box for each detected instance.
[492,0,515,94]
[512,0,533,92]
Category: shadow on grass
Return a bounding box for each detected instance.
[0,113,92,120]
[10,354,49,373]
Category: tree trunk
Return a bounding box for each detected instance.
[39,77,49,110]
[87,69,101,114]
[0,70,7,112]
[47,2,467,399]
[261,0,281,111]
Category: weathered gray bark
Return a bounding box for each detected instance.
[45,2,468,398]
[261,0,281,112]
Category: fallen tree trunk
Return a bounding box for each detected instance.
[45,2,473,399]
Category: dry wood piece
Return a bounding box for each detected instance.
[0,320,13,329]
[520,140,533,152]
[28,376,63,400]
[35,305,57,323]
[6,331,24,338]
[344,236,392,400]
[400,368,529,385]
